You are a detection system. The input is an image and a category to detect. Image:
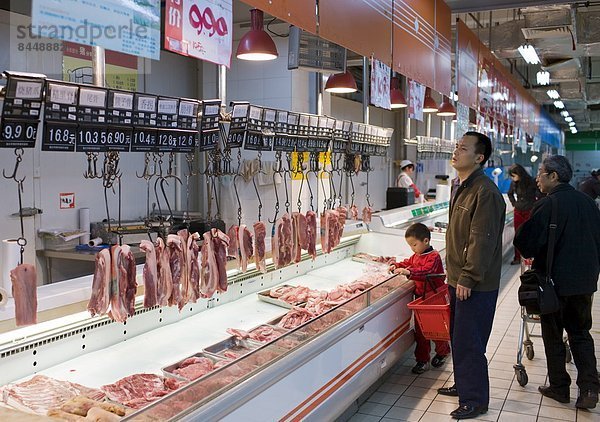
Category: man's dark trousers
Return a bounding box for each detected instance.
[449,285,498,408]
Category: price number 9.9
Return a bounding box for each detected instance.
[1,119,38,147]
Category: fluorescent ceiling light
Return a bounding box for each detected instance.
[546,89,560,99]
[554,100,565,109]
[537,71,550,85]
[560,111,569,117]
[569,121,575,126]
[518,44,540,64]
[570,127,577,134]
[565,116,573,122]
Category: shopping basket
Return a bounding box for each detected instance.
[407,274,450,341]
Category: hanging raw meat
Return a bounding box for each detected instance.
[253,221,267,273]
[200,231,219,298]
[120,244,137,317]
[212,228,230,292]
[291,212,308,263]
[238,225,253,272]
[108,246,128,322]
[166,234,184,308]
[226,225,240,269]
[334,206,347,245]
[181,232,200,307]
[305,210,318,260]
[362,206,373,223]
[155,238,173,307]
[320,210,340,254]
[139,240,158,308]
[10,263,38,326]
[272,213,293,269]
[350,204,359,220]
[88,249,112,316]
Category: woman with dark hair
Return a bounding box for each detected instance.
[508,164,537,265]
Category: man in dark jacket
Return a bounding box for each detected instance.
[578,169,600,200]
[436,132,506,420]
[514,155,600,409]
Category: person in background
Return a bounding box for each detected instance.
[396,160,425,202]
[578,169,600,200]
[507,164,538,265]
[514,155,600,410]
[389,223,450,374]
[437,132,505,420]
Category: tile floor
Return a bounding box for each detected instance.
[345,260,600,422]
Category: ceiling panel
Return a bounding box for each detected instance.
[445,0,575,13]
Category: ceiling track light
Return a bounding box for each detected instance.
[536,70,550,85]
[568,121,575,126]
[565,116,573,122]
[553,100,565,109]
[390,76,407,109]
[324,70,357,94]
[436,95,456,117]
[560,111,569,117]
[236,9,279,61]
[518,44,540,64]
[423,87,438,113]
[546,89,560,100]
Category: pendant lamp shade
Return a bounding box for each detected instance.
[236,9,278,61]
[325,71,358,94]
[390,76,407,109]
[423,87,438,113]
[436,96,456,117]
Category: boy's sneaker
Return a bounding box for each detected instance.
[431,354,448,368]
[412,362,430,374]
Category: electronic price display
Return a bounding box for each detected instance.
[42,81,80,152]
[244,105,267,151]
[295,113,310,152]
[286,112,299,151]
[226,102,249,148]
[349,122,364,154]
[157,97,179,128]
[197,100,221,152]
[131,94,158,152]
[107,90,134,125]
[1,73,45,148]
[156,129,197,153]
[178,99,200,130]
[260,108,276,151]
[273,110,294,152]
[306,115,329,152]
[76,86,116,153]
[332,120,351,153]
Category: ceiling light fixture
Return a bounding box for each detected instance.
[568,121,575,126]
[553,100,565,109]
[536,70,550,85]
[565,116,573,122]
[436,96,456,117]
[518,44,540,64]
[546,89,560,99]
[390,76,407,109]
[324,70,357,94]
[571,128,578,134]
[560,111,569,117]
[423,87,438,113]
[236,9,279,61]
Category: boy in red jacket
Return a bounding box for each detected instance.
[389,223,450,374]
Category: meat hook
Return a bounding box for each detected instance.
[3,148,25,184]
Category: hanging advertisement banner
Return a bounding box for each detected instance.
[456,19,479,110]
[408,79,425,122]
[164,0,233,68]
[31,0,160,60]
[370,58,391,110]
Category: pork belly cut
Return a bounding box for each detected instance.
[253,221,267,273]
[238,225,253,272]
[155,237,173,307]
[226,225,240,269]
[305,210,318,260]
[87,249,111,316]
[101,374,181,410]
[166,234,184,308]
[139,240,158,308]
[10,263,38,326]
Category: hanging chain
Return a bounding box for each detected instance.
[234,148,243,225]
[254,150,264,221]
[365,168,372,207]
[3,149,27,264]
[284,151,292,213]
[297,152,305,212]
[269,151,282,224]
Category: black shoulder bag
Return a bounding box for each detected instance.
[518,195,561,315]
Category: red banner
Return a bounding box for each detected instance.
[456,19,479,110]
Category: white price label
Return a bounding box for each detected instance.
[204,104,220,116]
[309,115,318,127]
[137,96,156,112]
[288,114,298,125]
[343,121,352,132]
[79,88,106,108]
[15,81,42,99]
[277,111,288,123]
[113,93,133,110]
[263,109,276,122]
[158,99,178,115]
[249,106,262,120]
[299,115,309,126]
[179,101,197,117]
[232,104,248,118]
[49,84,78,105]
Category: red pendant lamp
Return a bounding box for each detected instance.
[436,96,456,117]
[325,71,358,94]
[423,87,438,113]
[236,9,278,61]
[390,76,407,109]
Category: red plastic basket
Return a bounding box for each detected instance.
[407,284,451,341]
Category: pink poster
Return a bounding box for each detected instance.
[370,58,391,110]
[408,79,425,121]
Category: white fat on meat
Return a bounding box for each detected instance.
[238,225,253,272]
[166,234,184,308]
[253,221,267,273]
[88,249,112,316]
[305,210,317,260]
[226,225,240,269]
[139,240,158,308]
[10,263,38,326]
[155,238,173,307]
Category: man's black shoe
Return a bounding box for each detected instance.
[438,385,458,396]
[450,404,488,420]
[576,390,598,409]
[538,385,570,403]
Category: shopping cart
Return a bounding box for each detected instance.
[513,259,571,387]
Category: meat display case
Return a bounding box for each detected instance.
[0,228,417,421]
